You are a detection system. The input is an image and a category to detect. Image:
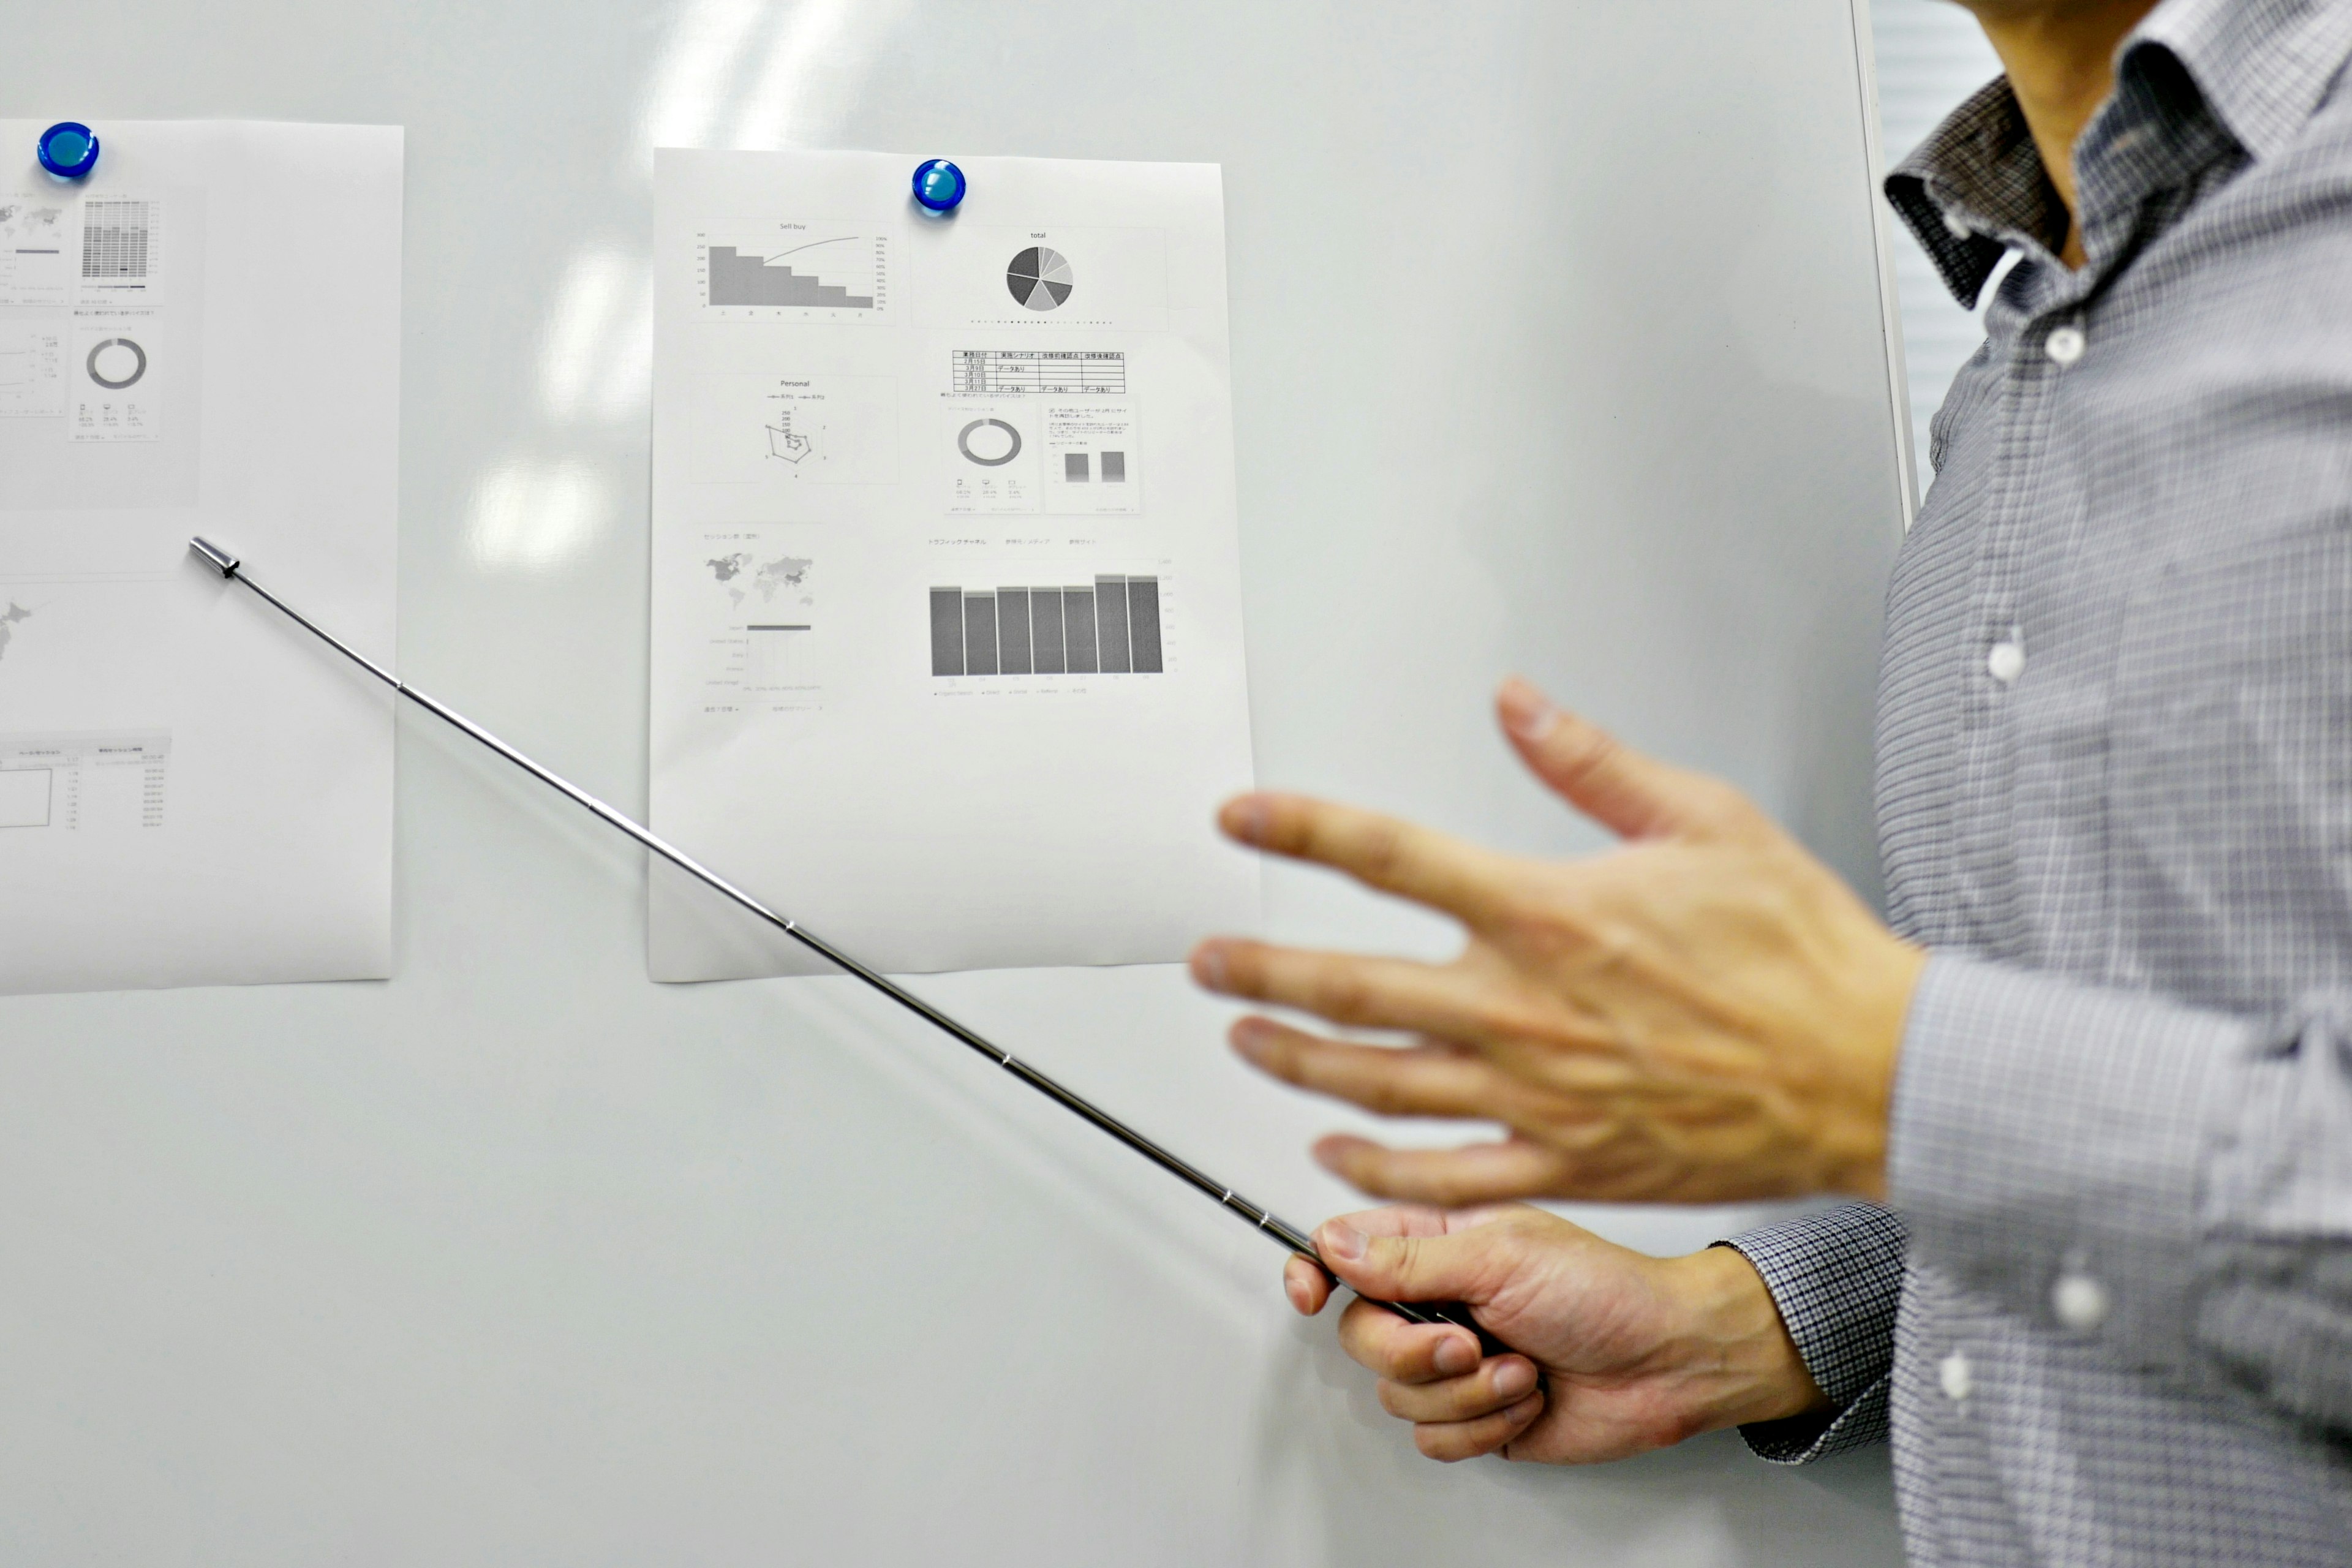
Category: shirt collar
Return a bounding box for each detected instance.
[2135,0,2352,162]
[1885,0,2352,307]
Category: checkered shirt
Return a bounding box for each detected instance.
[1721,1,2352,1561]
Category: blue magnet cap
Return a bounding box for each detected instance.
[37,122,100,180]
[911,158,966,213]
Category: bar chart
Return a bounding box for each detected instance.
[708,246,870,309]
[696,224,889,320]
[930,575,1164,677]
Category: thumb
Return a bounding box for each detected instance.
[1495,676,1757,842]
[1316,1216,1512,1308]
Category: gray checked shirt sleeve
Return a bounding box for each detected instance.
[1724,969,2352,1466]
[1722,1204,1906,1461]
[1893,960,2352,1440]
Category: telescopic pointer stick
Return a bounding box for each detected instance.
[190,537,1501,1351]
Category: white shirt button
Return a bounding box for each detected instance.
[1987,641,2026,684]
[1943,209,1973,239]
[1939,1350,1973,1402]
[2045,325,2087,366]
[2053,1272,2111,1331]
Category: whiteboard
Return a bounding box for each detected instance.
[0,2,1910,1562]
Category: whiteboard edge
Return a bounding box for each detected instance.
[1845,0,1920,527]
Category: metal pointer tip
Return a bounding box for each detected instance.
[189,537,240,578]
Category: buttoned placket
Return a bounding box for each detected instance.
[1924,67,2183,1438]
[1945,248,2089,925]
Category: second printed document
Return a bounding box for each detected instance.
[649,149,1256,977]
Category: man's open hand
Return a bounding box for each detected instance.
[1191,678,1924,1203]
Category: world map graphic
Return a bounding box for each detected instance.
[707,552,813,609]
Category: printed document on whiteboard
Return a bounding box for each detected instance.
[649,149,1256,978]
[0,122,399,995]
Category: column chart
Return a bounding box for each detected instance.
[930,576,1164,677]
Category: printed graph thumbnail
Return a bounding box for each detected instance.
[930,575,1163,677]
[698,224,891,320]
[709,243,870,309]
[80,200,153,281]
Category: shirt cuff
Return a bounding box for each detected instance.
[1720,1202,1905,1463]
[1888,952,2246,1373]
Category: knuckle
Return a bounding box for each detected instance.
[1355,1068,1422,1117]
[1356,818,1409,884]
[1388,1233,1423,1281]
[1310,966,1377,1023]
[1550,723,1621,791]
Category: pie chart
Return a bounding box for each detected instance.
[1007,246,1073,311]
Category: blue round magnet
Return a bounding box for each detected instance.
[37,122,100,180]
[911,158,966,213]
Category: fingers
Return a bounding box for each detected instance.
[1321,1204,1460,1242]
[1496,676,1762,843]
[1312,1133,1576,1205]
[1216,793,1515,923]
[1230,1019,1525,1120]
[1283,1254,1330,1316]
[1313,1210,1511,1310]
[1334,1298,1545,1464]
[1414,1393,1547,1463]
[1333,1296,1485,1384]
[1286,1204,1462,1317]
[1379,1354,1541,1423]
[1191,942,1507,1042]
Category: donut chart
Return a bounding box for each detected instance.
[86,336,147,390]
[957,417,1022,466]
[1006,247,1072,311]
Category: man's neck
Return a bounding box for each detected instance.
[1959,1,2164,265]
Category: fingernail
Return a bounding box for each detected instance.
[1498,679,1558,742]
[1319,1221,1368,1263]
[1285,1275,1310,1314]
[1433,1334,1478,1377]
[1493,1359,1537,1400]
[1229,1017,1271,1062]
[1221,794,1272,844]
[1189,945,1227,990]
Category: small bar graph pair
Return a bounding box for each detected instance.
[932,575,1163,677]
[1062,451,1127,483]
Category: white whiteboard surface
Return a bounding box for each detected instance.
[0,3,1908,1563]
